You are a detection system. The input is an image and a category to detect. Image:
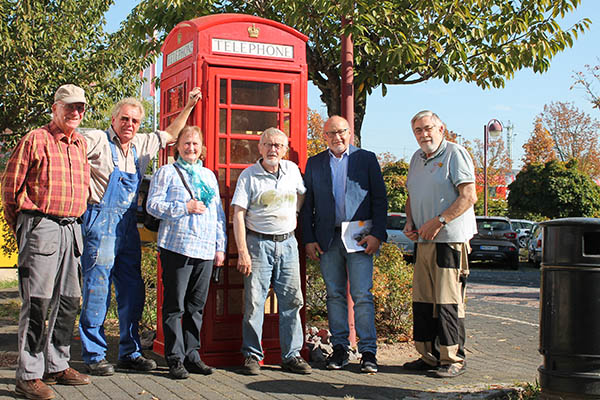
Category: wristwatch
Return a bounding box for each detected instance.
[438,215,447,225]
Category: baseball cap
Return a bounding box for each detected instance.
[54,84,87,105]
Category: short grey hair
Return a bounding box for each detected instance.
[259,127,288,146]
[111,97,145,121]
[411,110,443,129]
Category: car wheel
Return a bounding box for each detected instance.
[519,238,527,248]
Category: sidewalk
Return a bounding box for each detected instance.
[0,286,539,399]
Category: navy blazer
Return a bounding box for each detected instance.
[300,145,388,252]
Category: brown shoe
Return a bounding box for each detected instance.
[43,368,90,386]
[15,379,55,400]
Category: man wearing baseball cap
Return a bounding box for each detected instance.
[2,84,92,399]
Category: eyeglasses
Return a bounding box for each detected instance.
[60,103,86,114]
[413,125,436,135]
[325,128,349,138]
[262,142,287,150]
[120,116,141,125]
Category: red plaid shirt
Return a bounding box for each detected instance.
[1,122,90,232]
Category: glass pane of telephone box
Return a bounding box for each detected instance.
[219,139,227,164]
[231,139,260,164]
[166,82,186,113]
[219,109,227,134]
[283,84,291,108]
[232,80,279,107]
[231,110,278,135]
[219,79,227,104]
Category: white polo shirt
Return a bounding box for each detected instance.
[231,159,306,235]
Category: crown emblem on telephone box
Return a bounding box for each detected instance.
[248,24,259,38]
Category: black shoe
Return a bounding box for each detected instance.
[360,352,378,373]
[240,356,260,375]
[117,355,157,372]
[184,359,215,375]
[168,362,189,379]
[403,358,437,371]
[85,359,114,376]
[281,356,312,374]
[326,344,349,370]
[434,361,466,378]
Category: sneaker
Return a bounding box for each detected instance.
[15,378,55,400]
[43,368,90,385]
[326,344,349,370]
[85,359,114,376]
[168,362,189,380]
[184,358,215,375]
[403,358,437,371]
[281,356,312,374]
[360,352,378,373]
[240,356,260,375]
[117,355,157,372]
[434,361,466,378]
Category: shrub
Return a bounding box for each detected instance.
[305,257,327,324]
[372,242,413,341]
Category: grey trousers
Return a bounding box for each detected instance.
[15,213,83,380]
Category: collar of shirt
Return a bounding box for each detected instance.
[256,158,289,177]
[328,146,350,160]
[108,126,123,145]
[420,139,448,164]
[47,121,82,145]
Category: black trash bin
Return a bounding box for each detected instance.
[539,217,600,399]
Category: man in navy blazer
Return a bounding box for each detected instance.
[300,115,387,373]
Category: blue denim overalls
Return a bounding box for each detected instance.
[79,131,145,364]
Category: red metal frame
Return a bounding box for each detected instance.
[154,14,308,367]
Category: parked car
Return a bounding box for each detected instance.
[527,223,543,266]
[510,219,535,248]
[386,212,414,260]
[469,216,519,269]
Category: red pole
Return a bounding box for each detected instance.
[341,16,354,135]
[341,15,357,349]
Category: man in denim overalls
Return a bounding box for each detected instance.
[79,88,201,376]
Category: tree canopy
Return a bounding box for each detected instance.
[522,118,557,166]
[508,159,600,219]
[521,101,600,178]
[382,160,409,213]
[123,0,589,142]
[0,0,144,148]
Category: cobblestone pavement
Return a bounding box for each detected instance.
[0,265,541,399]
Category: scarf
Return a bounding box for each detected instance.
[175,158,215,205]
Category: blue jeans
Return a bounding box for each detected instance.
[320,233,377,354]
[242,233,304,361]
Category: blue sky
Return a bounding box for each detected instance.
[106,1,599,168]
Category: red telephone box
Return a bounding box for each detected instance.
[153,14,308,367]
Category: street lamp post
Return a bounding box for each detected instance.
[483,119,503,216]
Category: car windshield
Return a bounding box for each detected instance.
[513,221,533,230]
[477,220,510,231]
[387,215,406,230]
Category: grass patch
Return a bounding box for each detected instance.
[0,278,17,289]
[0,299,20,320]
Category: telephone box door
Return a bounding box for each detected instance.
[200,66,305,366]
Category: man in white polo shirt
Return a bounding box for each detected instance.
[231,127,311,376]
